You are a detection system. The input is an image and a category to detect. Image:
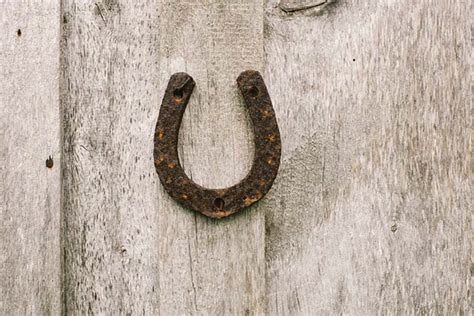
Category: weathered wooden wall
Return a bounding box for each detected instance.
[1,0,470,315]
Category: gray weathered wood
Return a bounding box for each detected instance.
[61,1,161,313]
[156,0,265,314]
[3,0,469,314]
[263,0,470,314]
[0,1,61,314]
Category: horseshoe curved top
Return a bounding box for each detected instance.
[154,70,281,219]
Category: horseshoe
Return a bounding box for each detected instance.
[154,70,281,219]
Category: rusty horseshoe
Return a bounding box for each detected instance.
[154,70,281,219]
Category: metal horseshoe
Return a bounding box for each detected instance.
[154,70,281,219]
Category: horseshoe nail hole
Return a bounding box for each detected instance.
[173,88,184,100]
[213,198,225,210]
[247,86,259,98]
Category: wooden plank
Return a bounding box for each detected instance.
[0,1,61,314]
[61,1,161,314]
[156,0,265,314]
[263,0,470,314]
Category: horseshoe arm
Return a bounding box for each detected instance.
[154,70,281,218]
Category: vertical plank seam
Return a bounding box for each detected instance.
[58,0,66,314]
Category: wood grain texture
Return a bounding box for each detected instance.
[5,0,466,314]
[61,0,161,313]
[156,0,265,314]
[263,0,470,314]
[0,1,61,314]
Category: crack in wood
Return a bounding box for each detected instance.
[279,0,330,13]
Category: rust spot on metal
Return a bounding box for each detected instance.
[243,192,262,206]
[266,134,277,142]
[157,129,165,140]
[154,70,282,219]
[261,109,272,117]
